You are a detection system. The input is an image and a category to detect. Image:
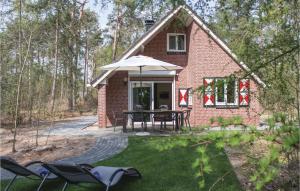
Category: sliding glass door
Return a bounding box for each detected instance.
[130,81,174,122]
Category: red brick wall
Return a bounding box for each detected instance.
[106,72,128,127]
[98,19,262,127]
[97,84,107,127]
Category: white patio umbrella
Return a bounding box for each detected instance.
[101,55,183,87]
[101,55,182,71]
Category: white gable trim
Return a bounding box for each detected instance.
[121,6,183,59]
[91,5,266,88]
[91,72,109,87]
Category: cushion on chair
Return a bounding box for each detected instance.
[91,166,124,186]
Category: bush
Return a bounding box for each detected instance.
[221,118,230,127]
[279,113,287,124]
[232,116,243,125]
[273,112,287,124]
[273,113,281,122]
[215,116,244,128]
[209,117,215,125]
[217,116,225,127]
[267,117,275,130]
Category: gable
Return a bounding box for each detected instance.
[91,4,266,88]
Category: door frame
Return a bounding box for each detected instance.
[128,79,175,125]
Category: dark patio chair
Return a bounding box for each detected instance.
[112,111,123,132]
[183,109,191,130]
[42,162,142,191]
[0,156,57,191]
[131,105,146,130]
[153,105,174,130]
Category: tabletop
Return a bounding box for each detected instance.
[122,109,189,114]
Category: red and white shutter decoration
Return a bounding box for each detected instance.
[179,88,188,107]
[239,79,250,106]
[203,78,215,107]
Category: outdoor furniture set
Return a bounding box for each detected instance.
[120,105,191,132]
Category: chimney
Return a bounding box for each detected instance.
[144,19,155,31]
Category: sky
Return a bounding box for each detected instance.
[87,1,113,28]
[86,0,217,28]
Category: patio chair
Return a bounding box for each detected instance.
[183,109,191,130]
[42,162,142,191]
[112,111,123,132]
[131,104,146,130]
[0,156,57,191]
[153,105,174,130]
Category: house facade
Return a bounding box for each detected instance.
[91,5,265,128]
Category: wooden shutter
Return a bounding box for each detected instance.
[179,88,188,107]
[239,79,250,106]
[203,78,215,107]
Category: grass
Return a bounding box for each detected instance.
[1,136,243,191]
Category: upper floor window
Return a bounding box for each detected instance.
[167,33,186,52]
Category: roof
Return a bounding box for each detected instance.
[91,4,266,88]
[90,70,109,85]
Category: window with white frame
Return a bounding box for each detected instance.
[215,78,238,106]
[167,33,186,52]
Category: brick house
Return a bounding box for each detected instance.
[91,5,265,128]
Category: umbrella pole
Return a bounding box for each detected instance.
[139,66,142,106]
[140,66,142,88]
[139,66,145,131]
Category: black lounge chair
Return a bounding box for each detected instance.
[42,162,142,191]
[0,156,57,191]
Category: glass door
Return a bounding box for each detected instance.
[131,82,152,121]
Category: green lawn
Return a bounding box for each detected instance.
[1,136,243,191]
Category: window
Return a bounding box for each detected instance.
[167,33,186,52]
[215,78,238,106]
[204,78,250,107]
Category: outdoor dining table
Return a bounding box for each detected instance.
[122,110,187,132]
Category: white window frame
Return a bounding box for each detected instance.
[167,33,186,52]
[215,79,238,106]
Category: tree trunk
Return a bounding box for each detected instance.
[12,0,23,153]
[296,0,300,127]
[49,1,59,115]
[112,3,121,61]
[46,1,60,145]
[83,28,88,97]
[12,1,33,152]
[0,37,3,114]
[28,49,33,126]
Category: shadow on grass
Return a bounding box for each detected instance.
[1,136,242,191]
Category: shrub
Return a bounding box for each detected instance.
[222,118,232,127]
[273,113,281,122]
[209,117,215,125]
[267,117,275,130]
[232,116,243,125]
[273,112,287,124]
[279,113,287,124]
[217,116,225,127]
